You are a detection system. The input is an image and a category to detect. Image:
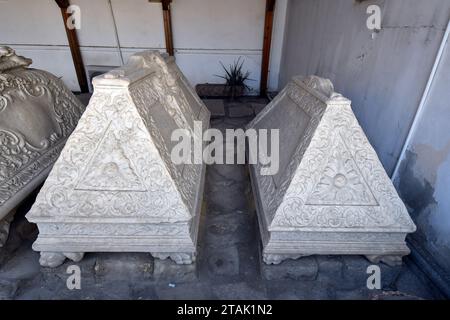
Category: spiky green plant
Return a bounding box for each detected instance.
[215,57,254,98]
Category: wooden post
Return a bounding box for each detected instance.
[162,0,174,56]
[55,0,89,93]
[260,0,276,96]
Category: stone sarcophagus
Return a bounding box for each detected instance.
[0,46,85,247]
[27,51,210,267]
[247,76,416,266]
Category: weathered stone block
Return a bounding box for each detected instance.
[0,46,85,247]
[93,253,154,280]
[262,256,318,281]
[153,257,197,283]
[247,75,416,265]
[26,51,210,267]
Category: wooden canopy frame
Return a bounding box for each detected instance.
[55,0,88,93]
[260,0,276,96]
[55,0,275,95]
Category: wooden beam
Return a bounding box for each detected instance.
[260,0,276,96]
[161,0,174,56]
[55,0,89,93]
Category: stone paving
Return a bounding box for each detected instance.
[0,97,442,300]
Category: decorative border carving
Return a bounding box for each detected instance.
[1,65,85,211]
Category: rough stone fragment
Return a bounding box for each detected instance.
[247,75,416,264]
[153,258,197,283]
[0,46,85,247]
[316,255,344,276]
[93,253,153,280]
[262,256,318,281]
[26,51,210,267]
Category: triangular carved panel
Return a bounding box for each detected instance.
[75,122,146,192]
[247,75,416,264]
[26,51,210,266]
[306,135,378,206]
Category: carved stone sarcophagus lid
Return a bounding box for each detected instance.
[27,51,210,267]
[247,76,416,266]
[0,46,85,247]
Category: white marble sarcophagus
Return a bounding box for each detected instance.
[0,46,85,247]
[27,51,210,267]
[247,76,416,266]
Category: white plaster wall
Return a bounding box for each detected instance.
[11,45,81,91]
[0,0,67,45]
[70,0,118,47]
[108,0,165,49]
[171,0,265,93]
[279,0,450,175]
[279,0,450,291]
[0,0,275,94]
[395,28,450,282]
[0,0,80,89]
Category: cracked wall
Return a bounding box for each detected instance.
[395,36,450,289]
[279,0,449,175]
[279,0,450,292]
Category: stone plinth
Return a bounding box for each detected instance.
[247,76,416,265]
[0,46,85,247]
[26,51,210,267]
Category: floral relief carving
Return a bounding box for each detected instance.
[26,51,209,266]
[272,102,412,229]
[0,49,85,210]
[306,134,378,206]
[29,91,188,221]
[247,75,416,264]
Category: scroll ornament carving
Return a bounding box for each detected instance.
[272,104,411,229]
[247,75,416,264]
[30,92,188,222]
[26,51,209,266]
[0,46,85,208]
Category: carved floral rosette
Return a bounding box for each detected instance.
[0,47,85,225]
[26,51,210,266]
[247,75,416,265]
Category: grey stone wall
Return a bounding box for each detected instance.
[279,0,450,296]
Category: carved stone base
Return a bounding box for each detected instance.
[365,254,404,267]
[260,232,411,265]
[0,211,14,248]
[151,252,196,265]
[39,252,85,268]
[264,252,405,266]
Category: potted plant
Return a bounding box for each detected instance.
[215,57,254,99]
[195,57,254,99]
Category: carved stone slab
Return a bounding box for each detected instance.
[247,76,416,266]
[0,46,85,247]
[26,51,210,266]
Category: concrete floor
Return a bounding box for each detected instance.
[0,97,440,300]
